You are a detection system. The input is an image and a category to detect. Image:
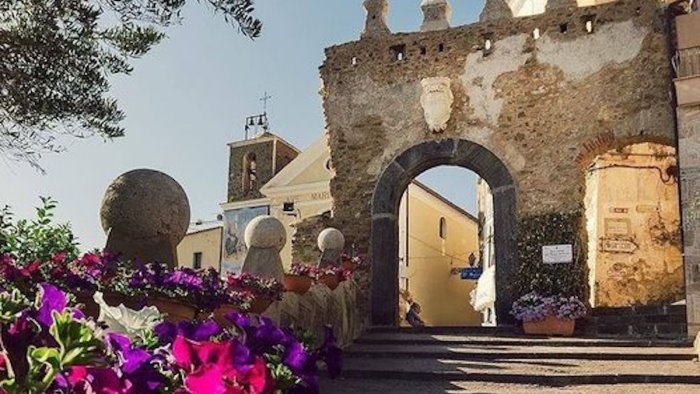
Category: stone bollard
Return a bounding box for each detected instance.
[317,228,345,269]
[241,216,286,282]
[100,169,190,268]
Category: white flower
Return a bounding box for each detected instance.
[94,292,162,338]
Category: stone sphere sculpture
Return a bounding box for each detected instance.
[242,215,286,281]
[317,227,345,269]
[244,215,287,251]
[317,228,345,252]
[100,169,190,267]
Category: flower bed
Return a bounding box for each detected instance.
[511,292,587,336]
[0,284,342,393]
[287,263,353,292]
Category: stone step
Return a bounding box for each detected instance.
[319,379,700,394]
[336,357,700,385]
[344,343,696,361]
[591,305,687,317]
[356,332,692,348]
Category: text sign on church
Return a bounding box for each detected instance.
[542,244,573,264]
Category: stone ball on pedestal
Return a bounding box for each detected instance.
[244,215,287,251]
[318,228,345,252]
[100,169,190,245]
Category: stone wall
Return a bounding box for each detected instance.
[675,9,700,339]
[317,0,678,325]
[264,276,369,347]
[227,140,275,202]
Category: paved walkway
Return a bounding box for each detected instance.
[320,330,700,393]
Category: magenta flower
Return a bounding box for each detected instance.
[173,335,275,394]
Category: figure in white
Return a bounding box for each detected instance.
[420,77,454,133]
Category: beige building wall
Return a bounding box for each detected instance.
[585,143,684,307]
[399,182,482,327]
[177,227,223,271]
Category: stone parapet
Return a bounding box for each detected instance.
[266,276,369,347]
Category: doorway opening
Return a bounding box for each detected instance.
[370,139,517,327]
[397,166,495,327]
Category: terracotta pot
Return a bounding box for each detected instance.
[75,291,141,319]
[148,298,198,323]
[249,299,273,314]
[319,274,340,290]
[283,274,313,294]
[523,315,575,336]
[341,261,355,271]
[212,304,240,327]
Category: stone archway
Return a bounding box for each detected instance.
[370,138,518,327]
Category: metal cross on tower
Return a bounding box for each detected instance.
[260,91,272,114]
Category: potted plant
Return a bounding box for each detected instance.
[284,263,315,294]
[511,292,587,336]
[317,266,344,290]
[225,273,283,314]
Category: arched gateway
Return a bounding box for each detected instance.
[370,139,517,326]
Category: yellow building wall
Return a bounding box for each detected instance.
[177,228,222,271]
[399,183,482,327]
[585,143,684,307]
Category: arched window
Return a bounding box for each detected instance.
[242,152,257,192]
[439,217,447,239]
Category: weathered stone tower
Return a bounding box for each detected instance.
[226,132,299,203]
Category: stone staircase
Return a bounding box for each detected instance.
[320,328,700,393]
[584,305,687,339]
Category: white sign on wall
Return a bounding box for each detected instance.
[542,244,573,264]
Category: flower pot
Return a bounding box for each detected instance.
[283,274,313,294]
[319,274,340,290]
[523,315,575,336]
[212,304,241,327]
[148,298,198,323]
[249,299,273,314]
[341,260,355,271]
[76,291,141,319]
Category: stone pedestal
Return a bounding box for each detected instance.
[362,0,389,39]
[420,0,452,32]
[241,216,286,282]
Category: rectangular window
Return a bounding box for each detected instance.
[193,252,203,270]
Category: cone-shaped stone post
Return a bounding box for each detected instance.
[362,0,390,38]
[420,0,452,32]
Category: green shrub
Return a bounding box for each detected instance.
[0,197,79,262]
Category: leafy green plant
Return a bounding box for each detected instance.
[514,211,588,300]
[0,197,79,262]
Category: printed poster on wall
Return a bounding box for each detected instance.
[221,206,269,277]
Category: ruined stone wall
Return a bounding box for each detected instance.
[320,0,675,254]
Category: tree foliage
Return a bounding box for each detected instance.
[0,0,262,169]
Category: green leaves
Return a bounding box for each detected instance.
[0,289,30,324]
[22,310,104,393]
[515,211,589,300]
[50,310,104,367]
[0,0,262,168]
[0,197,79,262]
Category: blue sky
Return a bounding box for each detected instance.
[0,0,486,250]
